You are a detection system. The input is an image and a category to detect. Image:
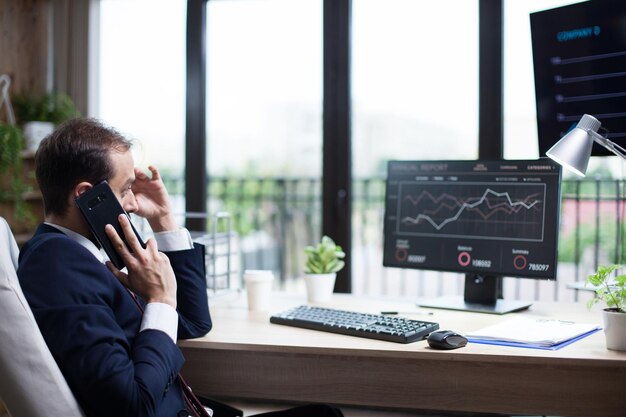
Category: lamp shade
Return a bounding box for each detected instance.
[546,114,601,176]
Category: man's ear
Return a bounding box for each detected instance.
[73,181,93,199]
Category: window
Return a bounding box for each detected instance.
[98,0,187,182]
[206,0,323,282]
[351,0,479,295]
[352,0,479,178]
[503,0,580,161]
[206,0,322,178]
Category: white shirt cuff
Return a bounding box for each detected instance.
[140,302,179,343]
[153,228,194,252]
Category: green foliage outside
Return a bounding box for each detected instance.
[559,163,626,265]
[209,179,270,235]
[561,179,622,200]
[162,174,313,237]
[558,217,626,264]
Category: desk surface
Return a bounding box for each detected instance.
[179,292,626,417]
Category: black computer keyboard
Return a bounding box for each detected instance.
[270,305,439,343]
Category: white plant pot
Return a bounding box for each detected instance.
[23,121,54,151]
[304,273,336,303]
[602,309,626,351]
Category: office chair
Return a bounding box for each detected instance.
[0,216,84,417]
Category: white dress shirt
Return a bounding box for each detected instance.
[45,222,194,343]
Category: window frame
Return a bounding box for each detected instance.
[184,0,503,291]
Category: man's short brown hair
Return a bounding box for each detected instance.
[35,118,133,216]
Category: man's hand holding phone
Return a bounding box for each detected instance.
[105,214,177,309]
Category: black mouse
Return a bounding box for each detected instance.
[427,330,468,350]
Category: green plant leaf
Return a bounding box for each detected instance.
[12,91,79,125]
[303,235,345,274]
[586,264,626,312]
[0,123,35,227]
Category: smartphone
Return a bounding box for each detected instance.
[75,180,145,270]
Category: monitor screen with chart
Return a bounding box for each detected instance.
[531,0,626,156]
[382,159,562,314]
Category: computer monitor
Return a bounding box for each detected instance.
[382,159,562,314]
[531,0,626,156]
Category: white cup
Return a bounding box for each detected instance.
[243,270,274,311]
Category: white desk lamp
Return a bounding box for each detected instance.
[546,114,626,176]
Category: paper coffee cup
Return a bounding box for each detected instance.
[243,270,274,311]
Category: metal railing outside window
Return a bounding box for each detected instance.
[163,176,626,303]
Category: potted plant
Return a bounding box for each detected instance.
[303,235,345,303]
[586,264,626,351]
[12,91,79,150]
[0,123,33,228]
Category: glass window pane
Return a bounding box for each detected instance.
[352,0,479,296]
[206,0,323,284]
[503,0,581,161]
[352,0,479,178]
[207,0,322,178]
[98,0,187,180]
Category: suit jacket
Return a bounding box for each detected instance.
[18,224,212,417]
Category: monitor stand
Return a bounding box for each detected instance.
[417,274,532,315]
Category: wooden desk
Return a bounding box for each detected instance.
[179,293,626,417]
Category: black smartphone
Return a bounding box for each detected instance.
[75,180,145,269]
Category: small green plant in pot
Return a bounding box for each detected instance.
[304,235,346,274]
[586,264,626,350]
[303,236,346,303]
[13,91,79,150]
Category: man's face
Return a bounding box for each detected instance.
[107,150,138,214]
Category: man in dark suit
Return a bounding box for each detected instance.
[18,118,211,417]
[18,118,344,417]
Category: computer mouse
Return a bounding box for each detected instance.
[427,330,468,350]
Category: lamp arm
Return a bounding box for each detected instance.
[589,130,626,161]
